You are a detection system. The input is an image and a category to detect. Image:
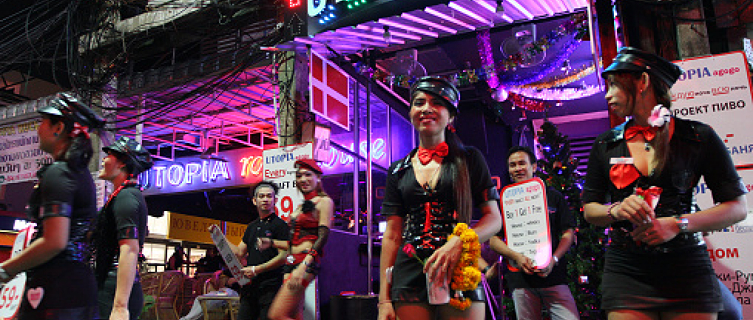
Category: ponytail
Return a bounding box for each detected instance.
[649,75,673,176]
[444,127,472,224]
[62,121,94,172]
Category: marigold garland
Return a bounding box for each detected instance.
[447,223,481,310]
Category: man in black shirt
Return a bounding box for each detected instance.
[229,181,289,320]
[490,146,579,320]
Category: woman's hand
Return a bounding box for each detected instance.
[377,302,396,320]
[613,195,655,226]
[286,265,312,291]
[631,217,679,246]
[424,236,462,284]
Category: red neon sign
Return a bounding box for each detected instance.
[289,0,302,8]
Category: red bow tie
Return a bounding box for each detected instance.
[625,126,657,142]
[417,142,449,165]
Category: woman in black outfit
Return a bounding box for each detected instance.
[377,77,502,320]
[583,47,748,320]
[0,93,104,319]
[93,136,153,320]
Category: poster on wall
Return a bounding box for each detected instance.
[672,51,753,316]
[671,51,753,167]
[262,143,314,222]
[0,119,52,185]
[695,169,753,314]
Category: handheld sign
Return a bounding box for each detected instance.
[208,225,250,286]
[0,226,35,318]
[500,177,552,271]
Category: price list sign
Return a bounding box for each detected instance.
[209,225,250,286]
[501,178,552,270]
[0,226,35,318]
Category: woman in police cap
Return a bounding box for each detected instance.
[377,77,501,320]
[583,47,747,319]
[0,93,104,319]
[93,136,153,320]
[264,157,333,320]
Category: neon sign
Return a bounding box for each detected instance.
[141,148,264,195]
[149,161,231,189]
[322,138,386,168]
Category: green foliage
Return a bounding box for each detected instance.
[535,121,608,319]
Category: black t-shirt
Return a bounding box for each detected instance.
[241,213,289,287]
[110,187,148,247]
[502,187,576,289]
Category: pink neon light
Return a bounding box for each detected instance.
[537,0,557,16]
[314,34,391,47]
[294,37,324,46]
[336,29,405,44]
[378,19,439,38]
[424,7,475,30]
[500,13,514,23]
[472,0,496,13]
[506,0,534,19]
[401,13,457,34]
[356,25,422,40]
[448,2,492,26]
[560,0,574,12]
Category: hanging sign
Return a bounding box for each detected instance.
[671,51,753,167]
[500,177,552,270]
[0,119,52,185]
[262,143,314,222]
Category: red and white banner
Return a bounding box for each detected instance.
[309,50,351,131]
[672,52,753,316]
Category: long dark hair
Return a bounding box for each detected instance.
[606,72,673,176]
[444,127,472,224]
[45,115,94,172]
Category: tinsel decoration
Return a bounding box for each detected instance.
[509,93,550,112]
[509,84,601,101]
[518,63,598,89]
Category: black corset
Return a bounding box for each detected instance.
[403,200,457,258]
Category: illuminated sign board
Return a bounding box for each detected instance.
[321,138,388,174]
[141,147,264,196]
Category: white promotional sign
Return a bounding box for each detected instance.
[671,51,753,167]
[0,226,35,318]
[208,224,250,286]
[695,169,753,316]
[501,178,552,270]
[262,143,314,222]
[0,119,52,185]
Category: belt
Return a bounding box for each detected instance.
[609,227,705,254]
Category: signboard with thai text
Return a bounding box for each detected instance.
[140,147,264,196]
[671,51,753,167]
[0,119,52,185]
[500,177,552,270]
[262,143,313,222]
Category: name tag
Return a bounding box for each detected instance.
[610,157,634,165]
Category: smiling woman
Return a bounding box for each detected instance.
[378,77,502,320]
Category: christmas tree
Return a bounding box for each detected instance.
[535,121,607,319]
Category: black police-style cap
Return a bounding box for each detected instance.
[37,92,105,129]
[603,47,684,87]
[103,136,154,174]
[410,77,461,114]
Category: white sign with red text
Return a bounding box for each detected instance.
[671,51,753,167]
[208,224,249,286]
[262,143,314,222]
[696,168,753,316]
[501,178,552,270]
[0,226,35,318]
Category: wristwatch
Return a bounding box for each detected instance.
[0,266,11,281]
[676,217,689,233]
